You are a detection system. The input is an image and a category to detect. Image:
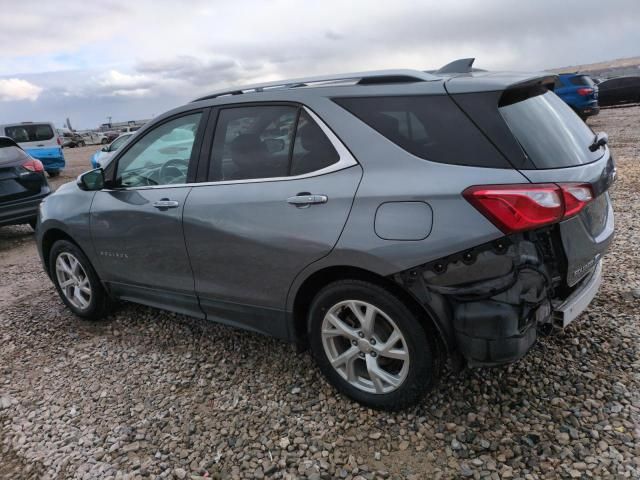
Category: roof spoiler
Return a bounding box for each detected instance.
[437,58,476,74]
[0,136,21,149]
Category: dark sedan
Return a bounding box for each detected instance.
[0,137,50,229]
[597,76,640,107]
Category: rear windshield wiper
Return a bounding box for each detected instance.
[589,131,608,152]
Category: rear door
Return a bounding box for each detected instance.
[183,104,361,337]
[91,111,206,316]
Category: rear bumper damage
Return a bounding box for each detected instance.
[393,229,607,367]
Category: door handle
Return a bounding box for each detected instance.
[152,199,180,209]
[287,193,328,207]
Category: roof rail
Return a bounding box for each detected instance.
[436,58,476,74]
[192,69,436,102]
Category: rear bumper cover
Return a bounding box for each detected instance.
[24,147,66,172]
[0,188,50,226]
[552,260,602,328]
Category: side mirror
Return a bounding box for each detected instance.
[77,168,105,191]
[101,145,109,152]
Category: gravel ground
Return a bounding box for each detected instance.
[1,110,639,480]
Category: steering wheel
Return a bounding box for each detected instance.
[159,158,189,184]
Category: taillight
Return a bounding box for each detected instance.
[57,137,62,146]
[577,87,593,96]
[562,183,593,218]
[22,158,45,173]
[463,183,594,234]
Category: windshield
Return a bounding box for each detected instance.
[499,91,603,168]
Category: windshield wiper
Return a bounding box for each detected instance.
[589,131,608,152]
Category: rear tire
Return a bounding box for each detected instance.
[49,240,111,320]
[48,171,60,178]
[101,138,108,145]
[309,279,440,410]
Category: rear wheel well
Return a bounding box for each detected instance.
[41,228,78,276]
[292,266,446,358]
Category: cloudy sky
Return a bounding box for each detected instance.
[1,0,638,129]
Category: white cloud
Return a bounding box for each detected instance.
[0,78,43,101]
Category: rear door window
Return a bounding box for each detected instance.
[333,95,510,168]
[209,106,340,181]
[5,124,54,143]
[499,90,602,168]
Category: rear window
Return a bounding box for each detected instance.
[499,90,602,168]
[334,95,509,168]
[5,124,54,143]
[568,75,595,87]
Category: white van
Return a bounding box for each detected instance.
[0,122,65,176]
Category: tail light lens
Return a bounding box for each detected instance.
[577,87,593,96]
[562,183,593,218]
[463,183,594,234]
[22,158,45,173]
[57,137,62,146]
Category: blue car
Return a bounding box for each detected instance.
[0,122,65,177]
[554,73,599,119]
[90,133,133,168]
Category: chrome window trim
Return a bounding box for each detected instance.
[108,106,358,191]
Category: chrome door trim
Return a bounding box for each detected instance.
[104,106,358,192]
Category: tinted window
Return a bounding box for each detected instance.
[568,75,595,87]
[499,91,602,168]
[210,106,296,181]
[5,124,54,142]
[334,95,509,168]
[116,113,201,187]
[290,111,339,176]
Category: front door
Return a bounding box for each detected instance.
[183,105,362,337]
[91,112,204,316]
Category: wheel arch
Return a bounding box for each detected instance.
[289,265,451,359]
[40,227,82,277]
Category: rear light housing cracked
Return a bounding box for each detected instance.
[463,183,594,234]
[21,158,45,173]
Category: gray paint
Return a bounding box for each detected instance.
[374,202,433,241]
[36,68,614,352]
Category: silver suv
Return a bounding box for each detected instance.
[36,59,615,410]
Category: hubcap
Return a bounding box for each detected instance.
[321,300,410,394]
[55,252,92,310]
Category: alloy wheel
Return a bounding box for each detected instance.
[55,252,92,310]
[321,300,410,394]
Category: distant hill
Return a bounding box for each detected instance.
[551,56,640,80]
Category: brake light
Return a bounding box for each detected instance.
[463,183,594,234]
[577,87,593,96]
[22,158,44,173]
[57,137,62,146]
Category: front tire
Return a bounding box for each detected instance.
[309,279,440,410]
[50,240,111,320]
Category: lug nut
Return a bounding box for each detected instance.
[370,338,376,345]
[358,331,365,338]
[352,340,358,346]
[370,352,377,357]
[359,352,365,358]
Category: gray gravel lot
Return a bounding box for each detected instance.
[1,109,639,479]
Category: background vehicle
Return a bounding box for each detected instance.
[37,61,614,410]
[90,133,133,168]
[0,137,50,229]
[597,76,640,106]
[79,131,109,145]
[58,129,86,148]
[554,73,599,119]
[0,122,65,177]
